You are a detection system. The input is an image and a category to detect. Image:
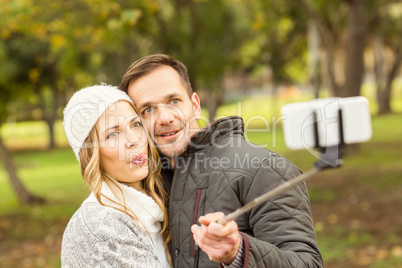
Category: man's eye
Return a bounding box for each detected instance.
[171,99,179,105]
[143,107,153,114]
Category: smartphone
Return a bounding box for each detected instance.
[281,96,372,150]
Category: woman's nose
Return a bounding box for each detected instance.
[125,130,141,149]
[125,140,138,149]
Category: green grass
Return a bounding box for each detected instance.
[317,229,373,261]
[0,148,89,268]
[0,148,88,215]
[0,120,68,151]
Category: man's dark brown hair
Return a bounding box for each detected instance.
[119,54,193,96]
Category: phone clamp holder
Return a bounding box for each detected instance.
[313,109,344,171]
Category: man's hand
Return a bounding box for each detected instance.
[190,212,241,264]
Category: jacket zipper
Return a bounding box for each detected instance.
[191,189,202,259]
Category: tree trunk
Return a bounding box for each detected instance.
[45,118,56,149]
[342,0,367,97]
[204,88,224,124]
[319,26,342,97]
[35,83,58,150]
[0,133,45,205]
[374,35,389,114]
[292,0,341,96]
[308,21,321,98]
[377,47,402,114]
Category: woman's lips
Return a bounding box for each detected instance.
[130,153,147,166]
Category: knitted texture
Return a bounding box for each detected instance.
[61,182,170,267]
[63,84,133,161]
[61,202,165,268]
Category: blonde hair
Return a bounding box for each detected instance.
[78,102,171,264]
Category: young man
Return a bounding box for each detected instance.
[120,54,323,268]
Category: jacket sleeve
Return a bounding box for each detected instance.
[61,204,164,268]
[241,156,323,268]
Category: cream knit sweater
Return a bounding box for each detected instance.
[61,182,170,268]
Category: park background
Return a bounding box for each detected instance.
[0,0,401,267]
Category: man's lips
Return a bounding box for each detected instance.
[158,130,180,139]
[130,153,147,166]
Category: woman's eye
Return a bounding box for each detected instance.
[171,99,179,105]
[131,122,142,128]
[107,132,118,139]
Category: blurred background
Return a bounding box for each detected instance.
[0,0,401,267]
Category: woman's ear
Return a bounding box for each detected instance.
[191,93,201,120]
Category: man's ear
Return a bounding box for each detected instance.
[191,92,201,120]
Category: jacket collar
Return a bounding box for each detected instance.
[183,116,244,156]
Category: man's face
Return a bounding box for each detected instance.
[127,66,201,159]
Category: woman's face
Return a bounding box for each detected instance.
[96,101,149,189]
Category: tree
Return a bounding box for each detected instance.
[1,1,68,149]
[0,0,109,203]
[0,0,123,150]
[0,137,45,204]
[0,39,45,204]
[108,0,250,122]
[293,0,369,97]
[171,0,247,122]
[372,1,402,114]
[240,0,309,91]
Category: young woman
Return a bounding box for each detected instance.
[61,84,171,268]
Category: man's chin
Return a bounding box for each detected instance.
[156,144,188,159]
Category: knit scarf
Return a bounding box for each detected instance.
[84,182,169,267]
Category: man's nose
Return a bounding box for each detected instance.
[156,105,176,125]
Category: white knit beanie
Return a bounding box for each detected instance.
[63,84,134,161]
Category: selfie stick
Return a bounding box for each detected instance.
[217,110,344,225]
